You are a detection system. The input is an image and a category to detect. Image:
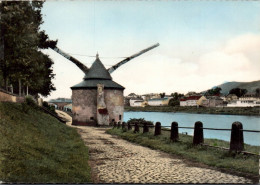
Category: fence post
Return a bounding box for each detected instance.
[143,122,149,133]
[122,122,127,132]
[154,122,161,136]
[134,122,139,133]
[128,122,132,131]
[117,122,121,129]
[170,122,179,141]
[193,121,204,145]
[230,122,244,152]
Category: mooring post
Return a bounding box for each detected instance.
[113,121,116,128]
[230,122,244,152]
[143,122,149,133]
[154,122,161,136]
[117,122,121,129]
[122,122,127,132]
[134,122,139,133]
[128,122,132,130]
[170,122,179,142]
[193,121,204,145]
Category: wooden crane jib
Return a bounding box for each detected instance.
[50,43,160,74]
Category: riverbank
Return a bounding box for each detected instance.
[125,106,260,116]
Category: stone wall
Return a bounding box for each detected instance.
[72,89,124,126]
[0,88,25,103]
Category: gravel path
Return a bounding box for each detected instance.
[57,111,254,183]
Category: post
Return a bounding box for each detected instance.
[134,122,139,133]
[128,122,132,131]
[113,121,117,128]
[143,122,149,133]
[117,122,121,129]
[122,122,127,132]
[193,121,204,145]
[154,122,161,136]
[230,122,244,152]
[170,122,179,141]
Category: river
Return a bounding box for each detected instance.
[124,112,260,146]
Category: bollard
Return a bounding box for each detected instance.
[122,122,127,132]
[117,122,121,129]
[134,122,139,133]
[230,122,244,152]
[128,122,132,130]
[170,122,179,142]
[193,121,204,145]
[143,122,149,133]
[154,122,161,136]
[113,121,117,128]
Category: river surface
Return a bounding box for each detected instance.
[124,112,260,146]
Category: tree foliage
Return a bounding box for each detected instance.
[0,1,57,97]
[205,87,222,96]
[229,88,247,97]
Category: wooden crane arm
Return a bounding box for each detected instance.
[107,43,159,74]
[51,46,89,74]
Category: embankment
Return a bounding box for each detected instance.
[0,102,91,183]
[125,106,260,116]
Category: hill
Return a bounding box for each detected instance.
[0,102,91,183]
[211,80,260,95]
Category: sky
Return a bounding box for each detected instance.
[40,1,260,100]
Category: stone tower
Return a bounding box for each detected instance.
[70,54,125,126]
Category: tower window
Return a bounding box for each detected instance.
[119,115,122,120]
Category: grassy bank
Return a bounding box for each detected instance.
[125,106,260,116]
[0,102,91,183]
[107,127,259,181]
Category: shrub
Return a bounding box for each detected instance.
[127,118,154,126]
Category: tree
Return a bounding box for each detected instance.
[255,88,260,97]
[229,88,247,97]
[205,87,222,96]
[160,92,165,98]
[0,1,57,96]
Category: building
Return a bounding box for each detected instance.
[129,97,144,107]
[48,98,72,110]
[131,100,146,107]
[147,97,172,106]
[71,55,125,126]
[227,95,260,107]
[180,96,201,106]
[225,94,238,102]
[64,103,72,112]
[201,96,224,107]
[141,93,160,101]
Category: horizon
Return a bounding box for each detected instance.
[40,1,260,101]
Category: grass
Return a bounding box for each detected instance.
[125,106,260,116]
[107,127,260,179]
[0,102,91,183]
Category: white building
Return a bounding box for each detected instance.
[147,97,172,106]
[180,96,201,107]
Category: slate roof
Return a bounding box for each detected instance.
[84,57,112,80]
[71,55,124,90]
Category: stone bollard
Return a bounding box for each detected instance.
[134,122,139,133]
[117,122,121,129]
[193,121,204,145]
[143,122,149,133]
[154,122,161,136]
[128,122,132,131]
[113,121,117,128]
[230,122,244,152]
[170,122,179,142]
[122,122,127,132]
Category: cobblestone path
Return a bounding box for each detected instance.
[70,125,253,184]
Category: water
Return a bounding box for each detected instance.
[124,112,260,146]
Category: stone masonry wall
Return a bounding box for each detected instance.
[72,89,124,126]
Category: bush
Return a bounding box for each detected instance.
[25,95,37,107]
[127,118,154,126]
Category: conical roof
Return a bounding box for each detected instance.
[84,55,112,80]
[71,54,124,90]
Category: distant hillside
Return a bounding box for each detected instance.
[213,80,260,95]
